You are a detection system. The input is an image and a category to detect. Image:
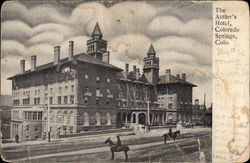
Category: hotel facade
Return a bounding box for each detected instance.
[8,23,196,141]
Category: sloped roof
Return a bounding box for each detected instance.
[91,22,103,38]
[158,75,196,87]
[147,44,156,55]
[8,53,122,80]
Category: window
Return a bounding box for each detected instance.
[106,99,109,105]
[23,99,30,105]
[57,96,62,104]
[84,112,89,126]
[58,87,62,93]
[70,95,74,104]
[106,113,111,125]
[107,78,110,83]
[64,96,68,104]
[168,103,173,109]
[169,97,173,103]
[71,85,74,92]
[35,127,39,132]
[49,97,53,105]
[26,125,29,131]
[107,89,110,94]
[95,112,101,125]
[33,112,38,120]
[84,97,88,104]
[38,112,42,120]
[65,86,68,91]
[96,88,101,96]
[96,98,99,105]
[85,74,89,80]
[13,100,19,106]
[96,76,100,83]
[28,111,32,120]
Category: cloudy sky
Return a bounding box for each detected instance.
[1,0,212,106]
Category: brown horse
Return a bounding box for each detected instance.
[163,130,180,143]
[104,137,129,161]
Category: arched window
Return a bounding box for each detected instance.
[63,111,68,124]
[95,112,101,125]
[83,112,89,126]
[69,111,74,124]
[106,113,111,125]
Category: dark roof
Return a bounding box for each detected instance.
[8,53,122,80]
[91,22,102,38]
[147,44,156,54]
[158,75,196,87]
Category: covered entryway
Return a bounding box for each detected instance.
[138,113,146,125]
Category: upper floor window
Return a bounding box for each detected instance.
[71,85,74,92]
[49,97,53,105]
[169,97,173,103]
[84,97,88,104]
[96,88,100,96]
[58,96,62,104]
[107,78,110,83]
[70,95,74,104]
[96,76,100,83]
[64,96,68,104]
[107,89,110,94]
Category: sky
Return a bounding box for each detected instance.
[1,0,212,107]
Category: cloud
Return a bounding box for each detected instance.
[109,34,151,64]
[2,1,68,26]
[1,21,33,42]
[147,15,212,44]
[154,36,212,66]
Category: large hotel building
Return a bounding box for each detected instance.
[8,23,196,141]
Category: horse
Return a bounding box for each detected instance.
[104,137,130,161]
[163,130,180,144]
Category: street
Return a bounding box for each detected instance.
[2,127,211,162]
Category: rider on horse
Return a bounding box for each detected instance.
[168,127,173,137]
[116,135,122,146]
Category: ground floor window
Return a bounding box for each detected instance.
[106,112,111,125]
[84,112,89,126]
[95,112,101,125]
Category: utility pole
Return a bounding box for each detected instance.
[146,87,150,131]
[47,99,51,142]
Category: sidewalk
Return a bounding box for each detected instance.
[1,129,135,148]
[2,127,211,148]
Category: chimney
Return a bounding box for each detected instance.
[54,46,60,65]
[133,65,136,76]
[182,73,186,81]
[136,68,140,79]
[69,41,74,61]
[165,69,171,82]
[176,74,180,78]
[20,60,25,74]
[31,55,36,71]
[103,51,110,63]
[125,63,129,79]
